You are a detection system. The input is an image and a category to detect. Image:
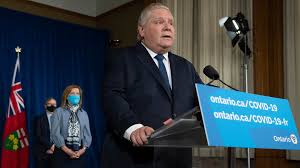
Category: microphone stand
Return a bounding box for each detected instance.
[207,80,215,85]
[219,79,239,91]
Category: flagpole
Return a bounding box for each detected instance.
[13,46,21,83]
[15,46,21,73]
[7,46,22,117]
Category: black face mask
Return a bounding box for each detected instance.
[46,105,56,112]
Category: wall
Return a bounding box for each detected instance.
[96,0,134,16]
[96,0,156,47]
[0,0,96,28]
[29,0,97,17]
[252,0,300,167]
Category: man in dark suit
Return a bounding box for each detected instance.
[101,3,202,168]
[35,97,56,168]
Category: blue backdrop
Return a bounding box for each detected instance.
[0,7,108,168]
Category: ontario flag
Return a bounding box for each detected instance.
[1,50,29,168]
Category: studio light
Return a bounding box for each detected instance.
[219,12,251,56]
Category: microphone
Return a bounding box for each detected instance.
[203,65,220,85]
[203,65,239,91]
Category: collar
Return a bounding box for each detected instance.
[141,42,169,61]
[46,111,53,117]
[67,104,80,113]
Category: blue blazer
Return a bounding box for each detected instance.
[51,107,92,149]
[101,42,203,168]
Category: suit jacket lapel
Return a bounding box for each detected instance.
[43,114,50,140]
[44,114,50,131]
[135,43,172,101]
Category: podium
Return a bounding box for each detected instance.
[145,106,236,168]
[145,106,207,148]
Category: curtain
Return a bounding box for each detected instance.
[161,0,254,161]
[284,0,300,160]
[0,7,108,168]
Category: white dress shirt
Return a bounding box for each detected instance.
[47,111,53,130]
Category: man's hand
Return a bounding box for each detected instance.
[50,144,55,152]
[46,149,53,154]
[130,126,154,146]
[46,144,55,154]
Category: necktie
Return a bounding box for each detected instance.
[155,54,170,87]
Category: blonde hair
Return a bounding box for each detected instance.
[137,3,171,41]
[61,85,83,108]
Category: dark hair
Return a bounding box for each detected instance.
[44,97,56,105]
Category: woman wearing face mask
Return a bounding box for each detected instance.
[51,85,92,168]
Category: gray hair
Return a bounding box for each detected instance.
[137,3,171,40]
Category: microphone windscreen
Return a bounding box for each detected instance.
[203,65,220,80]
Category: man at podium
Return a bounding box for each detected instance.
[102,3,203,168]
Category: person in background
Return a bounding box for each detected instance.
[35,97,57,168]
[101,3,203,168]
[51,85,92,168]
